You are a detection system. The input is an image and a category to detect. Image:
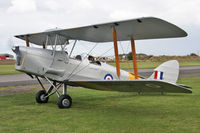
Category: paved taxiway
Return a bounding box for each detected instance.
[0,66,200,87]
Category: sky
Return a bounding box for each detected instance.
[0,0,200,56]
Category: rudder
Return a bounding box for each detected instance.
[149,60,179,83]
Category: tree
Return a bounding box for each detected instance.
[127,52,132,60]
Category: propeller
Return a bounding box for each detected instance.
[7,37,15,50]
[6,37,20,54]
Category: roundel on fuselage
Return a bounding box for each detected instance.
[104,74,113,80]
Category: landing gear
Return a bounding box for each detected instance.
[57,83,72,109]
[35,76,72,109]
[57,95,72,108]
[35,90,49,103]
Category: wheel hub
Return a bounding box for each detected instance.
[40,94,45,101]
[62,99,70,107]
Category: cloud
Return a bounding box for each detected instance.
[102,0,200,26]
[41,0,62,11]
[77,0,93,9]
[110,10,147,20]
[0,0,200,55]
[7,0,37,13]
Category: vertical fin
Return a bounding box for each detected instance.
[149,60,179,83]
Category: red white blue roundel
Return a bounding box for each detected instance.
[104,74,113,80]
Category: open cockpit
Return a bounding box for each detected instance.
[75,54,101,65]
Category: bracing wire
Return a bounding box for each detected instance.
[97,46,113,60]
[125,42,132,70]
[119,41,129,67]
[70,44,114,78]
[69,63,91,79]
[69,44,114,79]
[67,43,98,80]
[119,41,125,55]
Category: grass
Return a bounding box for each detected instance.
[0,65,21,75]
[0,87,9,91]
[108,60,200,69]
[0,77,200,133]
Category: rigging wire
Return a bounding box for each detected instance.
[68,41,132,80]
[119,41,127,67]
[71,41,125,78]
[119,41,125,55]
[97,46,113,60]
[69,40,77,57]
[70,44,114,78]
[125,42,132,70]
[69,63,91,79]
[67,43,98,80]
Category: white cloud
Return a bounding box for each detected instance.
[110,10,147,20]
[0,23,4,27]
[77,0,93,9]
[42,0,61,11]
[1,0,200,55]
[100,0,200,26]
[7,0,37,13]
[164,0,200,26]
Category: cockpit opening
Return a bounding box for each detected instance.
[75,55,82,61]
[75,54,101,65]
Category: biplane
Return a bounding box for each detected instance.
[12,17,192,109]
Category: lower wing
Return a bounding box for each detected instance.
[69,80,192,93]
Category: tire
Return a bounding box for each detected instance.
[35,90,49,103]
[57,95,72,109]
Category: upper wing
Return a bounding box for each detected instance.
[15,17,187,45]
[69,80,192,93]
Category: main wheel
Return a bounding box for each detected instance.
[36,90,49,103]
[57,95,72,109]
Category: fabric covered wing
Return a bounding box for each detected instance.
[69,80,192,93]
[15,17,187,45]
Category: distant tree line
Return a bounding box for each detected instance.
[123,52,153,60]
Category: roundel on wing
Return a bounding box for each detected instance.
[104,74,113,80]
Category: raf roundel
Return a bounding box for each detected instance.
[104,74,113,80]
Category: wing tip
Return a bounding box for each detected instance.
[182,30,188,37]
[149,17,188,38]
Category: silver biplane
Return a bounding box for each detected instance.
[12,17,192,109]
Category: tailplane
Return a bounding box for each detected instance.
[149,60,179,83]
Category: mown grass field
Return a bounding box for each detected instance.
[0,77,200,133]
[0,65,21,75]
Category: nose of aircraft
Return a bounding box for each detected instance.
[12,46,19,54]
[12,46,22,66]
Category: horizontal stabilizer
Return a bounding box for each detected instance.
[69,80,192,93]
[178,84,192,89]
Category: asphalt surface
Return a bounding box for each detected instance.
[0,66,200,87]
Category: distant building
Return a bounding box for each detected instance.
[0,54,14,60]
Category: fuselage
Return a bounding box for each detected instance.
[14,46,132,82]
